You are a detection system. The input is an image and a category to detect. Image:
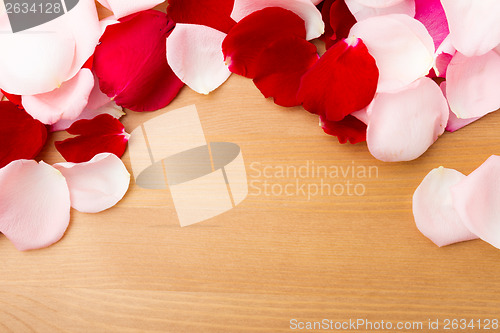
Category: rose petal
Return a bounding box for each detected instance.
[231,0,324,40]
[351,108,369,124]
[0,160,70,251]
[320,114,367,144]
[366,77,449,162]
[0,101,47,168]
[222,7,307,78]
[345,0,414,21]
[441,0,500,57]
[297,37,378,121]
[440,82,479,133]
[414,0,449,49]
[96,0,164,19]
[321,0,357,48]
[0,0,100,95]
[253,36,319,107]
[167,0,236,33]
[53,153,130,213]
[452,155,500,249]
[55,114,129,163]
[349,14,435,92]
[446,50,500,120]
[0,89,22,108]
[350,0,405,8]
[94,10,184,111]
[167,24,231,95]
[21,68,94,125]
[413,166,477,247]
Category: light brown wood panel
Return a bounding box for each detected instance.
[1,3,500,333]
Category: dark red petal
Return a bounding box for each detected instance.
[167,0,236,34]
[94,10,184,112]
[0,101,47,168]
[1,90,23,109]
[320,0,356,49]
[320,114,367,144]
[222,7,307,79]
[253,36,319,107]
[55,114,129,163]
[82,54,94,70]
[297,38,378,121]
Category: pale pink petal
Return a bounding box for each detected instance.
[349,14,435,92]
[440,82,480,132]
[0,160,70,251]
[50,101,124,132]
[413,167,477,247]
[53,153,130,213]
[351,0,405,8]
[452,155,500,249]
[351,108,369,125]
[96,0,164,19]
[86,72,114,111]
[441,0,500,56]
[231,0,325,40]
[22,69,95,125]
[167,24,231,95]
[345,0,415,21]
[367,77,448,162]
[446,50,500,119]
[0,0,100,95]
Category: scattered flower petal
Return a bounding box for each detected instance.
[297,37,378,121]
[0,160,70,251]
[53,153,130,213]
[253,36,319,107]
[320,114,367,144]
[366,77,449,162]
[345,0,414,21]
[413,166,477,247]
[94,10,184,111]
[223,7,307,78]
[167,24,231,95]
[349,14,434,92]
[55,114,129,163]
[446,50,500,119]
[321,0,357,48]
[439,82,479,133]
[22,69,94,125]
[440,0,500,57]
[231,0,325,40]
[414,0,448,49]
[452,156,500,249]
[96,0,164,19]
[167,0,236,34]
[0,101,47,168]
[0,89,22,108]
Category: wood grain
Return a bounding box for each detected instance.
[1,3,500,333]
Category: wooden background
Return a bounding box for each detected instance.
[1,3,500,332]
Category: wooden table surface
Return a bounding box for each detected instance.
[1,4,500,333]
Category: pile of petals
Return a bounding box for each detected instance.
[413,156,500,249]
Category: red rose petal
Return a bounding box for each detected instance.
[93,10,184,112]
[0,101,47,168]
[1,90,23,109]
[320,114,367,144]
[55,114,129,163]
[167,0,236,34]
[321,0,357,49]
[253,36,319,107]
[222,7,307,78]
[297,37,379,121]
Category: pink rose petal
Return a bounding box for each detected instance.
[22,69,95,125]
[414,0,449,49]
[367,77,449,162]
[413,166,477,247]
[0,160,70,251]
[440,82,480,133]
[54,153,130,213]
[167,24,231,95]
[349,14,435,92]
[446,50,500,120]
[452,156,500,249]
[441,0,500,57]
[96,0,164,19]
[231,0,325,40]
[345,0,415,21]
